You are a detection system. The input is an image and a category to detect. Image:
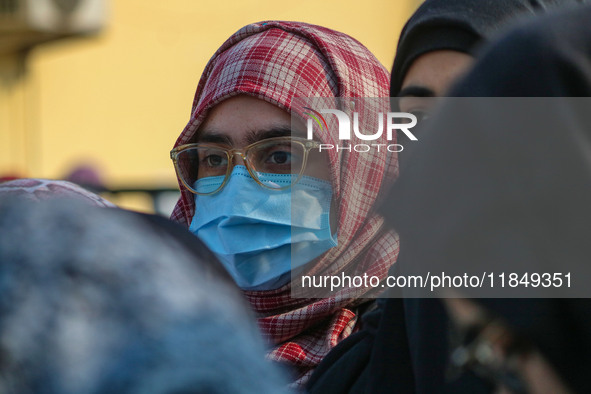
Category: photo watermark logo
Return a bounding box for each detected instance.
[303,104,418,153]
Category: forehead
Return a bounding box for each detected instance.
[198,95,291,140]
[401,50,473,97]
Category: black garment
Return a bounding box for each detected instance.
[307,290,415,394]
[387,6,591,393]
[307,266,490,394]
[390,0,587,97]
[309,4,591,394]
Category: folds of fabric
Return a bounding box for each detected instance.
[387,6,591,393]
[390,0,588,96]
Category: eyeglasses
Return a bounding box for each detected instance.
[170,136,321,195]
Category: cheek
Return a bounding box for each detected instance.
[303,146,337,231]
[304,149,332,181]
[311,150,337,232]
[330,198,338,234]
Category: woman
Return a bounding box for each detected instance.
[388,5,591,392]
[309,1,588,393]
[170,21,398,385]
[390,0,583,124]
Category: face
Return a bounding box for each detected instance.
[398,50,473,119]
[196,95,331,181]
[196,95,336,230]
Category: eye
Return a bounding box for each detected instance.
[267,150,291,164]
[202,153,227,168]
[398,95,435,123]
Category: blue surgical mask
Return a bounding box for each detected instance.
[189,165,337,290]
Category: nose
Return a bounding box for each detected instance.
[230,151,247,167]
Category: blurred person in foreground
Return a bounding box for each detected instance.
[386,4,591,393]
[0,198,288,394]
[169,21,398,385]
[0,178,115,207]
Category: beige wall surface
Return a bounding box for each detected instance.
[1,0,414,211]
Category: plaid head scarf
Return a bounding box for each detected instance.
[170,21,399,385]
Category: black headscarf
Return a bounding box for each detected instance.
[309,4,591,394]
[386,5,591,393]
[390,0,587,97]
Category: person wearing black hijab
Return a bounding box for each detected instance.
[308,1,589,394]
[391,0,585,128]
[385,4,591,393]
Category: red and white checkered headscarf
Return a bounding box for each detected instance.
[171,21,399,386]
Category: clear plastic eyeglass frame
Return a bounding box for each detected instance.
[170,136,322,195]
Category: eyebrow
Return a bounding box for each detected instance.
[397,85,436,98]
[197,126,295,146]
[244,126,293,145]
[196,131,233,145]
